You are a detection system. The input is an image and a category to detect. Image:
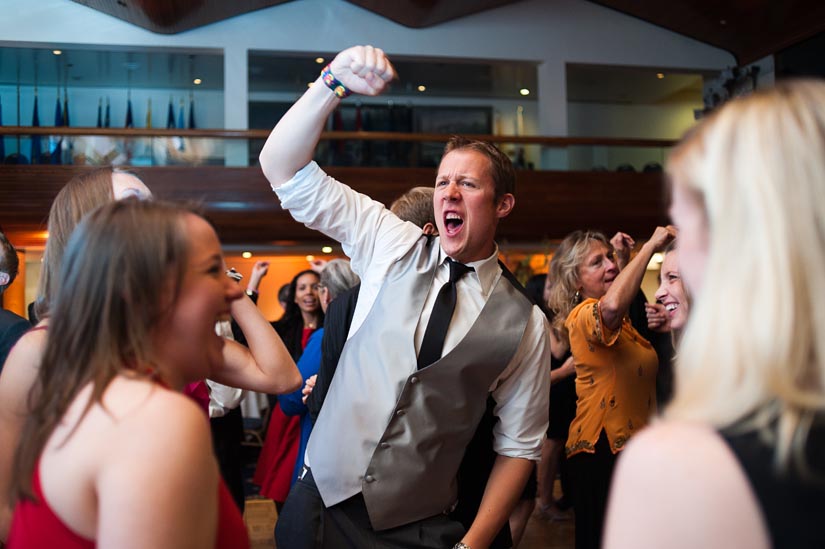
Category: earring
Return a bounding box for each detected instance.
[573,289,582,303]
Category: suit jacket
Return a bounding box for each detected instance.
[0,308,31,373]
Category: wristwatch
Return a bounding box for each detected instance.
[453,543,471,549]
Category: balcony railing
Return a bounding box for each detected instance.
[0,126,676,172]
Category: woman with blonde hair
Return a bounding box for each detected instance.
[547,225,674,549]
[605,80,825,549]
[6,199,300,547]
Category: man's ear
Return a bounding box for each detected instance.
[422,222,437,236]
[0,272,9,287]
[496,194,515,219]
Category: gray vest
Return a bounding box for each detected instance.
[306,236,532,530]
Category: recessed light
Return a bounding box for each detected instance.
[306,255,315,262]
[321,246,333,254]
[519,88,530,96]
[242,252,252,259]
[417,85,426,92]
[52,50,62,56]
[193,78,202,85]
[656,73,665,79]
[315,57,325,64]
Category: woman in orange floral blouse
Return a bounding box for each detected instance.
[547,226,674,549]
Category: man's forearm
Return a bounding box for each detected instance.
[461,455,534,549]
[259,74,339,189]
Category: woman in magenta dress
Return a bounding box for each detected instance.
[253,269,324,508]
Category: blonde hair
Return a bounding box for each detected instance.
[665,80,825,469]
[546,230,611,345]
[390,187,435,229]
[36,168,137,319]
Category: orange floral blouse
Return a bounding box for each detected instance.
[565,298,658,457]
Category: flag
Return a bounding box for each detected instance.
[146,98,152,128]
[31,92,41,164]
[166,96,175,128]
[125,97,134,128]
[104,97,111,128]
[51,93,63,165]
[53,95,63,126]
[188,96,195,129]
[0,96,4,160]
[63,89,70,127]
[96,97,102,128]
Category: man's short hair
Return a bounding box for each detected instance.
[390,187,435,229]
[443,136,516,199]
[0,230,20,294]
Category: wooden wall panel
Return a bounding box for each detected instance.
[0,165,668,251]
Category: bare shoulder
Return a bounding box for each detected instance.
[0,327,49,412]
[604,420,770,549]
[103,378,211,450]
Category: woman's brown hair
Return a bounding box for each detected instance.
[13,199,192,499]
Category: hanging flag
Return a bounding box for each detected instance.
[63,88,70,127]
[31,92,41,164]
[146,98,152,128]
[188,95,195,129]
[104,97,111,128]
[53,94,63,126]
[51,92,63,165]
[166,95,175,128]
[0,96,5,161]
[125,96,134,128]
[96,97,102,128]
[177,98,185,130]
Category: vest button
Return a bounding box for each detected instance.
[365,475,376,483]
[396,409,406,417]
[410,376,419,384]
[379,442,390,449]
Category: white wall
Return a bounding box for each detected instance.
[566,100,702,170]
[0,0,734,144]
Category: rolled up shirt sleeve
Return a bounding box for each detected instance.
[274,161,422,279]
[491,306,552,460]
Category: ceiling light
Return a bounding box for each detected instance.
[242,251,252,259]
[417,85,426,92]
[315,57,325,64]
[519,88,530,96]
[321,246,333,254]
[52,50,62,56]
[656,73,665,79]
[306,255,315,262]
[193,78,202,85]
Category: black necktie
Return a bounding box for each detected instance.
[417,258,474,369]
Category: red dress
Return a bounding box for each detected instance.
[253,327,314,503]
[8,463,248,548]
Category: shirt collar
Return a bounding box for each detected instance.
[438,244,501,297]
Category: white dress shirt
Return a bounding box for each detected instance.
[275,161,550,459]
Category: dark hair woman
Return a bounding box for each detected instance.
[254,269,324,508]
[6,200,300,548]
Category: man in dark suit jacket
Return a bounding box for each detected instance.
[0,231,30,372]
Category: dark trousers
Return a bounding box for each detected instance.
[276,467,466,549]
[210,406,245,512]
[276,467,325,549]
[568,431,617,549]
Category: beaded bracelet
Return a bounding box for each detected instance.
[321,64,352,99]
